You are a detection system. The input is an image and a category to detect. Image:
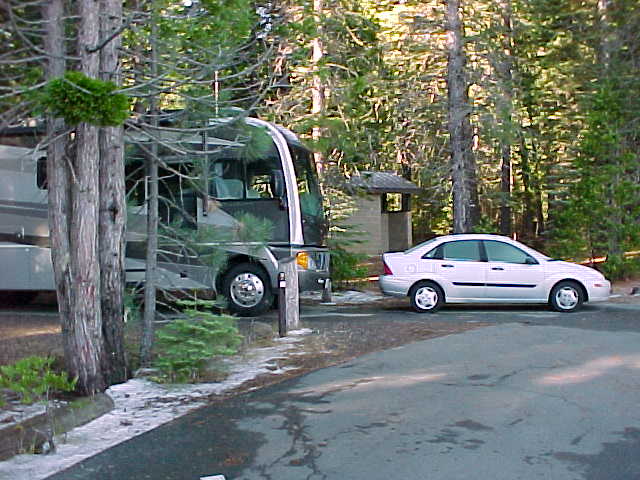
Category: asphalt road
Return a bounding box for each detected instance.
[48,301,640,480]
[374,300,640,332]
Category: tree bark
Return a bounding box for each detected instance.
[99,0,128,385]
[446,0,478,233]
[67,0,105,395]
[140,16,160,367]
[311,0,325,173]
[140,143,158,366]
[518,136,537,241]
[497,0,514,237]
[596,0,623,259]
[44,0,72,350]
[597,0,614,69]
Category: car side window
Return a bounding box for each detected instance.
[441,240,482,262]
[484,240,535,264]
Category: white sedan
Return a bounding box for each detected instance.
[379,234,611,313]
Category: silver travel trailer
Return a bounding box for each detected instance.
[0,117,330,316]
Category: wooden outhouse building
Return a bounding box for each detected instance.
[342,171,421,256]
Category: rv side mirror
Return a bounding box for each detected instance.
[201,191,209,215]
[273,170,286,198]
[272,170,288,210]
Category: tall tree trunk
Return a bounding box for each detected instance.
[311,0,325,173]
[140,16,160,367]
[446,0,477,233]
[44,0,72,350]
[497,0,514,237]
[140,143,159,366]
[518,136,537,241]
[67,0,105,395]
[597,0,614,69]
[597,0,623,259]
[99,0,128,384]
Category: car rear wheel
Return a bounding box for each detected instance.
[410,281,444,313]
[550,280,584,312]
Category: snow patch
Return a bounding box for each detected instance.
[302,289,383,304]
[0,330,313,480]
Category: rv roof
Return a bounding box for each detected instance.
[124,130,243,148]
[0,144,42,161]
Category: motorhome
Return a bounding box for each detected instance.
[0,116,330,316]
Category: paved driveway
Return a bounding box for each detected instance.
[48,319,640,480]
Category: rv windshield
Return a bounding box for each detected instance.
[290,144,326,246]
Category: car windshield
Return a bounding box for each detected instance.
[405,237,439,254]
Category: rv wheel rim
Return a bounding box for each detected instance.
[230,273,265,308]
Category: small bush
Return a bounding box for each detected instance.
[0,356,77,405]
[154,300,242,382]
[37,71,129,126]
[329,245,369,289]
[600,255,640,280]
[328,227,370,288]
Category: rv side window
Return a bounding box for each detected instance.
[210,158,244,200]
[37,157,47,189]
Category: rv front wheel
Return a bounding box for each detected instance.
[222,263,274,317]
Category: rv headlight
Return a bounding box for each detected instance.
[296,252,316,270]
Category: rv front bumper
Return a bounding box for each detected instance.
[295,249,330,292]
[298,268,331,292]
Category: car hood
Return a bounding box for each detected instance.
[544,260,605,279]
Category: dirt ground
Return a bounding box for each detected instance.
[0,300,480,369]
[0,315,63,367]
[1,276,638,375]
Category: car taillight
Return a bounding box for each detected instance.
[383,260,393,275]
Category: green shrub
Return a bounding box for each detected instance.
[37,71,129,126]
[600,255,640,281]
[328,228,370,288]
[154,300,243,382]
[330,246,369,288]
[0,356,77,405]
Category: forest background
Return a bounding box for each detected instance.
[1,0,639,394]
[261,0,640,278]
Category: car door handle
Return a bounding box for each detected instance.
[491,267,504,271]
[441,264,454,268]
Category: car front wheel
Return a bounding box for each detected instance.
[550,280,584,312]
[222,263,274,317]
[410,281,444,313]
